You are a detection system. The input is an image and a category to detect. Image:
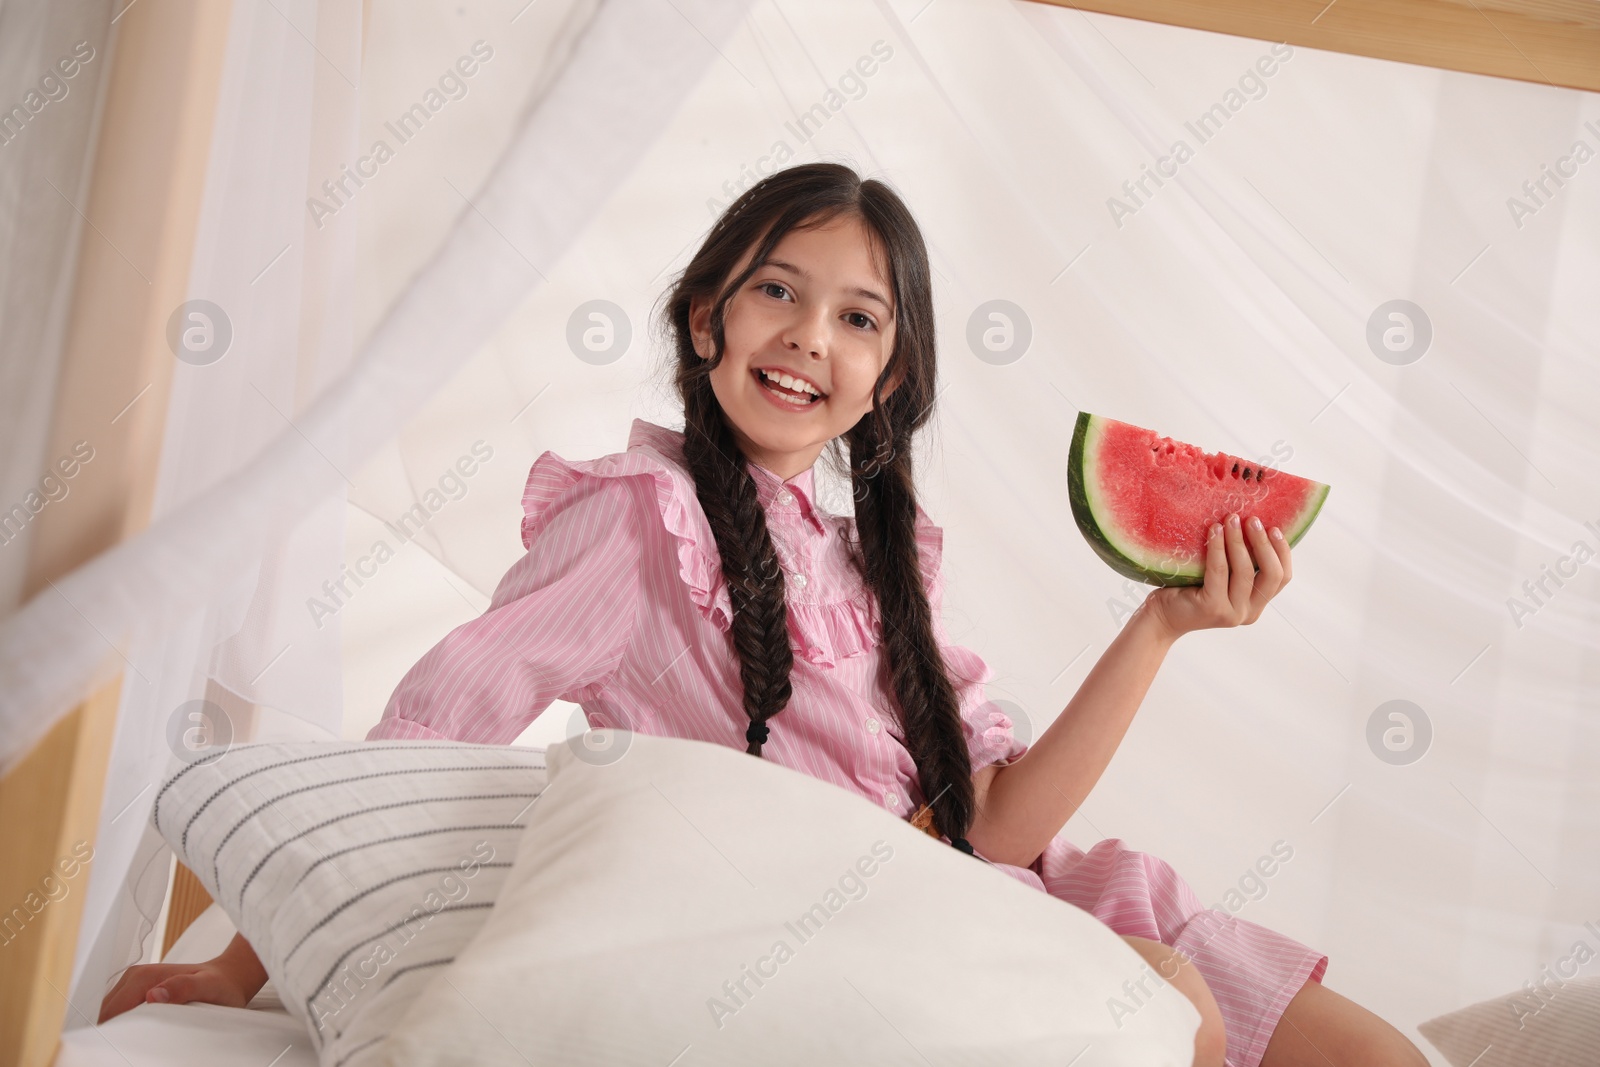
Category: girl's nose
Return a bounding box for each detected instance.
[782,308,830,357]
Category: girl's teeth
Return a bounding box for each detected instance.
[761,369,818,396]
[758,370,820,404]
[765,381,811,405]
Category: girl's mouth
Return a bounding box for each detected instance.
[751,367,825,409]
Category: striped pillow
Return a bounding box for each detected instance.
[150,740,547,1067]
[1419,977,1600,1066]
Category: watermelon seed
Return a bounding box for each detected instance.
[1243,467,1253,480]
[1231,462,1239,476]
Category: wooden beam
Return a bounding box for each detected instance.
[0,685,119,1067]
[0,0,234,1063]
[22,3,229,592]
[152,675,261,958]
[159,865,214,960]
[1023,0,1600,93]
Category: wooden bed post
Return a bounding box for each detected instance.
[0,3,233,1065]
[1021,0,1600,93]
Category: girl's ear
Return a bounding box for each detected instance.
[688,294,713,360]
[881,353,907,399]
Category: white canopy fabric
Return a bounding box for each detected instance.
[0,0,1591,1052]
[38,0,750,1026]
[0,0,115,613]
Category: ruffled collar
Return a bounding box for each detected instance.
[517,417,945,670]
[628,419,825,534]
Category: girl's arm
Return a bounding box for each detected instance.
[966,513,1292,869]
[366,472,646,744]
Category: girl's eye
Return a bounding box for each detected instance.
[757,281,874,331]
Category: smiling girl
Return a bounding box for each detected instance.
[100,163,1426,1067]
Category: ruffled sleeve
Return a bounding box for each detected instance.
[916,507,1031,770]
[365,455,649,744]
[520,424,736,640]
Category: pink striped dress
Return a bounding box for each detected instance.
[367,418,1328,1067]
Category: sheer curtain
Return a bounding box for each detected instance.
[0,0,116,613]
[63,0,366,1021]
[49,0,753,1025]
[0,0,1590,1047]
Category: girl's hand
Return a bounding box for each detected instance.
[1144,512,1292,640]
[97,960,250,1023]
[98,934,267,1023]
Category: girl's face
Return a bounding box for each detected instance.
[690,213,901,481]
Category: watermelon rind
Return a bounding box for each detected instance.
[1068,411,1330,588]
[1279,478,1330,551]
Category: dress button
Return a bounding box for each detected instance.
[775,490,792,506]
[884,791,899,808]
[789,571,807,589]
[865,717,881,735]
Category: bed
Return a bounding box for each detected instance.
[62,733,1600,1066]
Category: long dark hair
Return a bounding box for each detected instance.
[660,162,975,850]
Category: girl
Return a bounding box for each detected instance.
[101,163,1427,1067]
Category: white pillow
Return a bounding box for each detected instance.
[150,740,548,1067]
[1419,976,1600,1066]
[363,731,1200,1067]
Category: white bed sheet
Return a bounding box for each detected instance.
[57,904,318,1067]
[55,1003,316,1067]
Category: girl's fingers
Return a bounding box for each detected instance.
[1245,516,1282,588]
[150,971,220,1007]
[98,978,138,1024]
[1201,521,1228,606]
[101,966,174,1024]
[1268,523,1293,585]
[1243,516,1283,620]
[1223,514,1254,620]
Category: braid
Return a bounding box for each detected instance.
[680,381,794,756]
[846,418,976,848]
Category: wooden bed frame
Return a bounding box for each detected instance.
[0,2,1592,1065]
[1030,0,1599,93]
[0,3,232,1066]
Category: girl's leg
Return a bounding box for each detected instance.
[1119,934,1228,1067]
[1259,978,1431,1067]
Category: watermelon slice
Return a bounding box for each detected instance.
[1068,412,1329,587]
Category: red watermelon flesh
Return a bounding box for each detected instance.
[1068,412,1329,587]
